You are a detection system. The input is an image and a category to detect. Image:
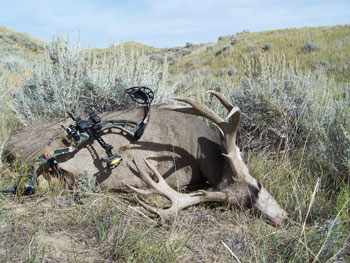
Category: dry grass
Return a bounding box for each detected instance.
[171,25,350,82]
[0,183,348,262]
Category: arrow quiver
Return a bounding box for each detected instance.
[1,87,154,196]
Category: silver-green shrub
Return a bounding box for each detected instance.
[13,36,173,123]
[229,53,349,176]
[262,42,273,51]
[301,41,318,53]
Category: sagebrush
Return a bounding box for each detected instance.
[12,35,173,123]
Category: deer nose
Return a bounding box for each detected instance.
[267,211,289,227]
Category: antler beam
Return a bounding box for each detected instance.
[128,158,227,222]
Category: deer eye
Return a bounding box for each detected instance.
[257,181,262,191]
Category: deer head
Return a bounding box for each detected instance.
[129,91,288,226]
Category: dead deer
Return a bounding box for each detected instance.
[3,91,287,226]
[129,91,288,226]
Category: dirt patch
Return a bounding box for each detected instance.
[31,231,97,262]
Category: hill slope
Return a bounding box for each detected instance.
[167,25,350,82]
[2,24,349,82]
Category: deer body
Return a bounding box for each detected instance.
[4,106,221,189]
[63,106,226,191]
[3,92,287,225]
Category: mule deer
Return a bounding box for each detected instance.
[3,91,287,225]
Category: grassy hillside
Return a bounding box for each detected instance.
[0,25,45,81]
[0,25,46,133]
[169,25,350,82]
[0,24,349,262]
[0,25,45,53]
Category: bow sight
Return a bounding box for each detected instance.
[64,110,123,169]
[1,87,154,196]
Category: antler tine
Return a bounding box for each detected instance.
[161,97,224,125]
[223,107,241,149]
[133,158,178,198]
[207,90,241,137]
[127,185,155,195]
[159,105,203,118]
[143,158,181,197]
[207,90,233,112]
[226,107,241,122]
[133,194,163,217]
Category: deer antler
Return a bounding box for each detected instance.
[160,91,288,225]
[160,91,247,180]
[127,158,227,222]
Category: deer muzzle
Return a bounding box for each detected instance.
[254,186,288,226]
